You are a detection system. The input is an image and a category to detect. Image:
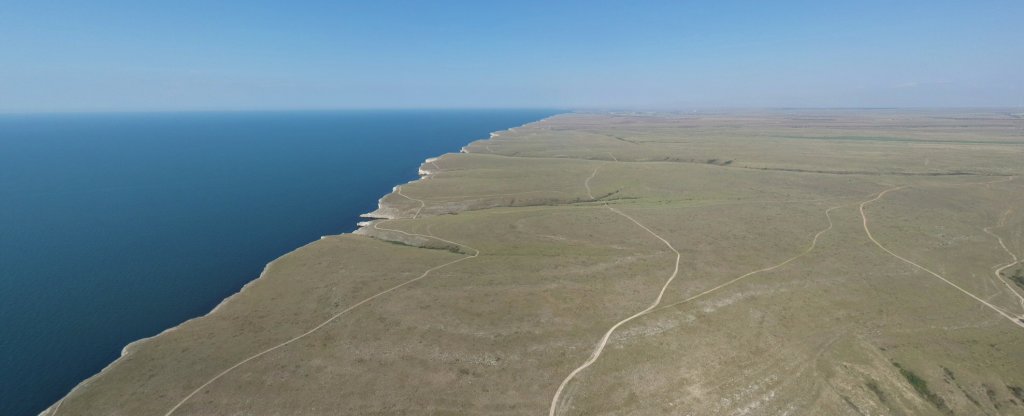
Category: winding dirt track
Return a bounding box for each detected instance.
[550,167,682,416]
[983,209,1024,314]
[156,187,478,416]
[656,203,843,312]
[552,177,1024,415]
[553,167,844,415]
[860,186,1024,329]
[397,186,426,219]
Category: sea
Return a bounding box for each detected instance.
[0,109,557,416]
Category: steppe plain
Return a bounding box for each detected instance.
[46,110,1024,415]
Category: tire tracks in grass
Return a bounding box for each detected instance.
[550,167,681,416]
[157,188,479,416]
[860,185,1024,330]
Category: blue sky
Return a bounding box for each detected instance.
[1,1,1022,111]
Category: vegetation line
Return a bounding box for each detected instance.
[476,151,1000,177]
[417,189,572,203]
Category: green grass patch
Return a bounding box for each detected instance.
[893,362,949,413]
[1009,269,1024,290]
[380,238,464,254]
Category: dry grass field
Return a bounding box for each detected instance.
[46,110,1024,415]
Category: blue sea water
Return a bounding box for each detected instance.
[0,109,557,416]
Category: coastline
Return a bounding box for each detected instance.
[355,114,559,226]
[37,110,1024,416]
[41,113,561,415]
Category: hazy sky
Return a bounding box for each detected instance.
[2,1,1022,112]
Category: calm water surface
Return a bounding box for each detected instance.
[0,110,557,415]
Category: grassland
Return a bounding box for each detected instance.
[45,110,1024,415]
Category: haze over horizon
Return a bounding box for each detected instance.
[2,1,1022,113]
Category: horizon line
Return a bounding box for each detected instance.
[2,105,1023,116]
